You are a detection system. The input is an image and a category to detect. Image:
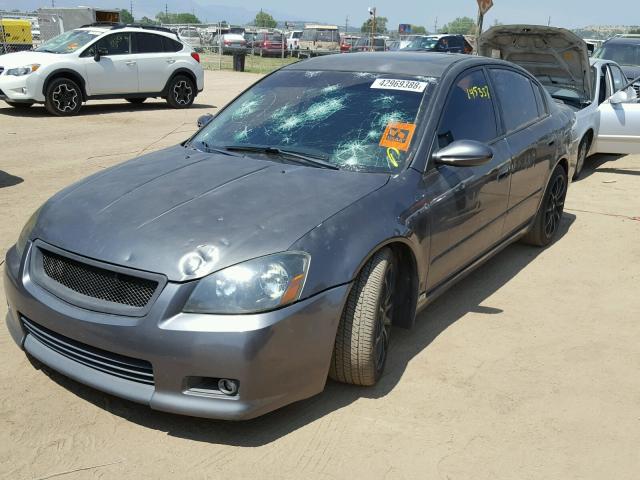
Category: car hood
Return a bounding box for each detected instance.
[0,50,60,68]
[33,146,389,282]
[479,25,593,101]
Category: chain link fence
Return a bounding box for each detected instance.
[159,23,300,74]
[0,11,63,54]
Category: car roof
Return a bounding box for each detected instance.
[604,36,640,45]
[284,52,491,78]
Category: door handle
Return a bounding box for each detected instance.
[125,61,136,66]
[166,59,176,64]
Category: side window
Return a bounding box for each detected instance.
[533,83,548,116]
[449,36,463,49]
[437,69,498,148]
[93,33,131,55]
[490,69,539,132]
[438,38,449,50]
[135,33,164,53]
[609,65,627,92]
[162,36,183,52]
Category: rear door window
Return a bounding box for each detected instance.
[437,69,498,147]
[134,33,164,53]
[489,69,539,132]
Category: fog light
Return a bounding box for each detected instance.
[218,378,239,396]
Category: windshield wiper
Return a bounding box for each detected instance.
[224,145,339,170]
[189,140,239,157]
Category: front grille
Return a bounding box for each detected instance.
[22,316,154,385]
[634,84,640,97]
[41,249,158,308]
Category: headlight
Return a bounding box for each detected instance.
[184,252,310,314]
[6,64,40,76]
[16,207,41,258]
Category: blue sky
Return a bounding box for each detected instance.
[3,0,637,29]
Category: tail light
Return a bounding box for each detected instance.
[224,40,231,45]
[191,52,200,63]
[263,41,268,47]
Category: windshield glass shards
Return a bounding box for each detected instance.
[191,70,436,172]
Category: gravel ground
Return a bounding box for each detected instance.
[1,70,639,480]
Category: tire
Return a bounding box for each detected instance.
[329,248,397,386]
[45,77,82,116]
[573,135,590,180]
[126,97,146,104]
[6,101,33,109]
[521,164,568,247]
[165,75,195,109]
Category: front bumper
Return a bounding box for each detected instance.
[0,72,44,103]
[4,244,350,420]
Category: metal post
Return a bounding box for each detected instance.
[218,21,222,70]
[476,7,484,54]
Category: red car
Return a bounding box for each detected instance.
[340,35,360,53]
[252,32,287,57]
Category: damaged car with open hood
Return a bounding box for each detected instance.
[479,25,640,179]
[6,52,576,419]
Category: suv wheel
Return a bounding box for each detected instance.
[521,164,568,247]
[329,248,397,386]
[166,75,195,109]
[45,78,82,116]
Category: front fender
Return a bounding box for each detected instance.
[290,169,428,301]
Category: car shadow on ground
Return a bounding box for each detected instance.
[35,214,576,446]
[0,102,215,117]
[0,170,24,188]
[578,153,624,181]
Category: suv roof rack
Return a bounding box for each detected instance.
[80,22,180,39]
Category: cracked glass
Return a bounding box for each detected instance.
[191,70,435,172]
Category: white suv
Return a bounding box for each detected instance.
[0,24,205,116]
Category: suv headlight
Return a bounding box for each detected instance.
[6,64,40,76]
[16,207,41,258]
[184,252,310,314]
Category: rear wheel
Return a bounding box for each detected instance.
[165,75,195,109]
[126,97,147,104]
[45,78,82,116]
[329,248,396,386]
[521,164,568,247]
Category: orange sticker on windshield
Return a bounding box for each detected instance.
[379,122,416,151]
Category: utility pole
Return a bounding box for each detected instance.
[434,16,438,34]
[345,15,349,34]
[548,16,551,26]
[368,7,376,52]
[130,0,133,20]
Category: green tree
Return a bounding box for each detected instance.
[361,16,388,34]
[254,10,277,28]
[119,8,134,24]
[155,12,201,24]
[139,16,158,25]
[412,25,427,34]
[440,16,476,35]
[629,28,640,34]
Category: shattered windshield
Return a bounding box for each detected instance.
[191,70,435,172]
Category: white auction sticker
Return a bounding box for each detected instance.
[370,78,428,93]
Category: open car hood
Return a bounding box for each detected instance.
[478,25,593,102]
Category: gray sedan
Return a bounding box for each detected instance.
[5,53,574,420]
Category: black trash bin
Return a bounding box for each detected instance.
[233,53,246,72]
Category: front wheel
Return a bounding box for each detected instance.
[329,248,397,386]
[573,135,590,180]
[45,78,82,116]
[165,75,195,109]
[521,164,568,247]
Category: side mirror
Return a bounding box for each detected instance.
[197,114,214,128]
[93,47,108,62]
[433,140,494,167]
[609,90,628,105]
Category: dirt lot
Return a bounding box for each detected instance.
[1,70,639,480]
